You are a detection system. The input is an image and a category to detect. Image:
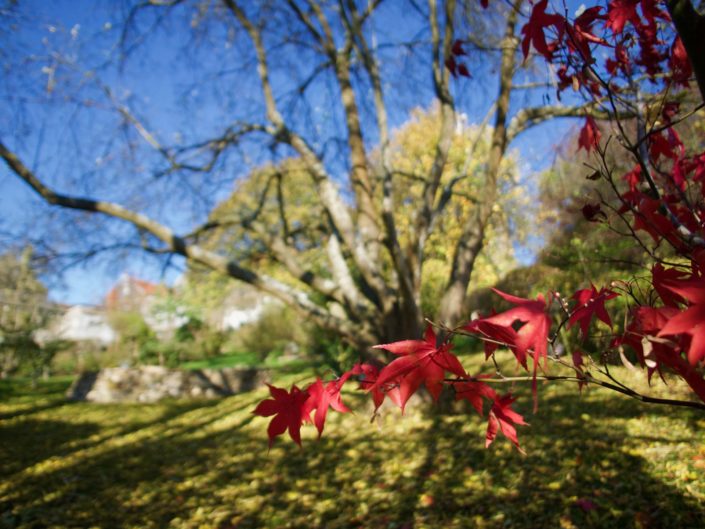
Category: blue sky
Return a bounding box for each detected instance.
[0,0,579,306]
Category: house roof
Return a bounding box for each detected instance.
[104,274,163,310]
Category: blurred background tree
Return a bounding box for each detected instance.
[0,247,64,382]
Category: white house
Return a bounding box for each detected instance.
[48,305,117,345]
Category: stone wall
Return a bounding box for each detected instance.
[66,366,268,403]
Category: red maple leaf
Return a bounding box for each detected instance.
[652,263,689,307]
[567,6,607,62]
[669,36,693,86]
[679,151,705,185]
[624,305,679,376]
[640,0,670,26]
[473,289,551,370]
[575,498,598,512]
[453,376,497,415]
[371,326,467,412]
[606,42,631,75]
[568,284,618,338]
[465,315,520,359]
[253,384,310,448]
[623,192,684,249]
[636,27,666,78]
[577,116,601,153]
[303,375,352,437]
[622,304,705,401]
[520,0,566,60]
[572,350,588,392]
[649,128,683,162]
[351,362,404,410]
[622,164,641,192]
[486,393,528,453]
[467,289,551,410]
[657,274,705,364]
[581,203,606,222]
[457,63,471,77]
[451,39,466,56]
[605,0,640,34]
[662,101,680,123]
[445,56,457,76]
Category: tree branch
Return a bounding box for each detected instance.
[412,0,457,280]
[223,0,391,309]
[506,102,631,143]
[0,139,375,344]
[445,374,705,411]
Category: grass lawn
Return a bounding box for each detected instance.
[180,351,314,372]
[180,352,262,370]
[1,357,704,529]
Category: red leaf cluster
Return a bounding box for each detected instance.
[577,116,601,153]
[371,326,467,412]
[521,0,566,61]
[486,394,528,453]
[446,40,471,78]
[254,0,705,454]
[568,285,618,338]
[253,373,354,448]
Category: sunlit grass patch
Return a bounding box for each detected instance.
[1,358,704,529]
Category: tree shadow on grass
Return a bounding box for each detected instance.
[0,379,72,401]
[382,390,705,529]
[0,400,72,421]
[0,397,224,480]
[1,388,703,529]
[0,379,74,421]
[1,394,266,528]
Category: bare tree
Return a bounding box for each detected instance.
[0,0,618,351]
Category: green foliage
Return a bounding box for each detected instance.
[174,317,226,359]
[180,351,260,370]
[305,327,360,374]
[0,248,55,381]
[230,304,311,362]
[1,362,704,528]
[0,332,40,378]
[107,311,158,365]
[104,310,231,368]
[50,343,117,375]
[15,339,71,381]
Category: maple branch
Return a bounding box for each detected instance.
[619,113,705,250]
[431,106,495,221]
[326,233,378,318]
[285,0,325,46]
[443,374,705,411]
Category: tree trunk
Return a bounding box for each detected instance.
[437,0,521,327]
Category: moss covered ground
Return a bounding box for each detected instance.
[1,359,704,529]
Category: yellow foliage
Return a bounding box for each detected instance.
[189,106,536,317]
[386,105,532,314]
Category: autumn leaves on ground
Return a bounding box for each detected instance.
[2,357,705,529]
